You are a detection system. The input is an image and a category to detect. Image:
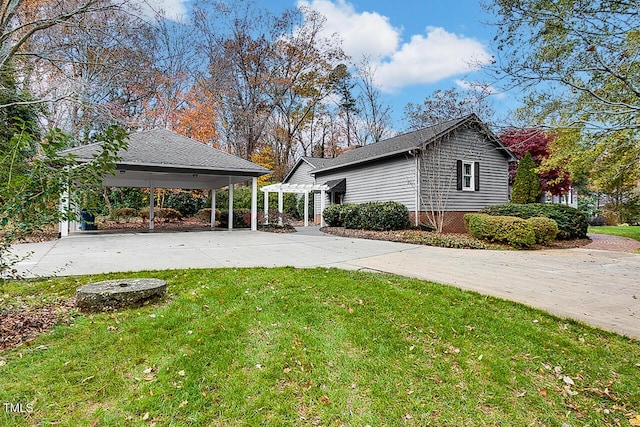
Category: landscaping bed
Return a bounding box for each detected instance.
[321,227,591,250]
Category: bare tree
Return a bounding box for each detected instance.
[354,57,393,145]
[404,87,495,130]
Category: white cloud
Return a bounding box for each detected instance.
[377,27,492,92]
[297,0,400,59]
[298,1,492,92]
[132,0,188,22]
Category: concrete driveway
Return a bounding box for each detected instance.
[11,228,640,339]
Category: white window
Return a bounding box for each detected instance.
[462,161,474,191]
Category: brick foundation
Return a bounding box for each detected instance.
[409,211,474,234]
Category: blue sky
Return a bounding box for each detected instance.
[144,0,514,129]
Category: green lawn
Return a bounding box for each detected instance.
[1,268,639,426]
[589,225,640,242]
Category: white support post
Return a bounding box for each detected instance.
[320,189,326,227]
[303,191,309,227]
[263,190,269,224]
[210,189,216,229]
[59,189,69,237]
[149,182,155,230]
[277,189,283,226]
[251,177,258,231]
[228,180,234,230]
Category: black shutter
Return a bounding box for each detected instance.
[474,162,480,191]
[456,160,463,190]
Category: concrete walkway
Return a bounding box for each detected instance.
[11,228,640,339]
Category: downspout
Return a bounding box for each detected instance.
[415,150,420,227]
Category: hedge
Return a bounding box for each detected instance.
[322,202,410,231]
[465,214,536,248]
[528,217,558,245]
[480,203,587,239]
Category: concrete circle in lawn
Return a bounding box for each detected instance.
[76,278,167,312]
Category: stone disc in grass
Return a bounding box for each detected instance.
[75,278,167,312]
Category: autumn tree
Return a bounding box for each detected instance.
[511,152,541,204]
[486,0,639,134]
[499,128,571,196]
[194,0,289,159]
[486,0,640,217]
[170,85,219,146]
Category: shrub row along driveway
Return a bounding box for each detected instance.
[12,228,640,339]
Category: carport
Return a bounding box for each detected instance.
[58,128,271,236]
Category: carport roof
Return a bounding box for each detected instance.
[62,128,270,177]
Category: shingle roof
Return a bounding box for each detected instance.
[310,114,516,174]
[61,128,270,176]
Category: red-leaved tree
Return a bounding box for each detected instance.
[499,129,571,196]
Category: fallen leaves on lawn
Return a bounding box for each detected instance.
[0,301,74,352]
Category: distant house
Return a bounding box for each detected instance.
[284,114,517,232]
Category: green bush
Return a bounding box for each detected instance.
[527,217,558,244]
[164,190,207,217]
[323,202,410,231]
[341,204,363,229]
[218,209,251,228]
[139,207,183,221]
[465,213,536,248]
[106,187,147,210]
[480,203,588,239]
[322,204,347,226]
[355,201,410,231]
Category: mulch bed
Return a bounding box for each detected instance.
[321,227,591,250]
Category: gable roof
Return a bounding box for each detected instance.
[300,114,516,175]
[61,128,270,176]
[282,156,334,183]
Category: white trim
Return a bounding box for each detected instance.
[461,160,475,192]
[261,182,330,193]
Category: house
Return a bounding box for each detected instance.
[283,114,517,233]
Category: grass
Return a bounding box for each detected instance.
[1,268,639,426]
[589,225,640,242]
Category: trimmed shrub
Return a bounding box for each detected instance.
[111,207,138,221]
[195,208,220,223]
[218,209,251,228]
[354,201,410,231]
[465,213,536,248]
[139,207,183,221]
[341,204,363,229]
[323,202,410,231]
[480,203,588,239]
[322,204,346,227]
[511,152,541,204]
[527,217,558,244]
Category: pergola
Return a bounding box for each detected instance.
[59,128,271,236]
[261,182,330,227]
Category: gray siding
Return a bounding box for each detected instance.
[285,161,316,186]
[314,154,417,214]
[420,127,510,212]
